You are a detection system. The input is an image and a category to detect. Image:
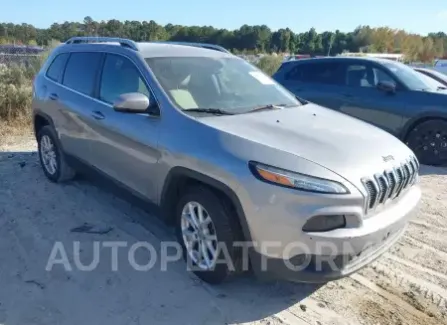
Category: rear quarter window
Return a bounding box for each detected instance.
[284,63,304,80]
[46,53,69,82]
[273,63,289,77]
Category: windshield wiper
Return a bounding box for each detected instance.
[248,103,295,113]
[183,108,235,115]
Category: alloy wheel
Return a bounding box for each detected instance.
[181,201,219,270]
[40,134,58,175]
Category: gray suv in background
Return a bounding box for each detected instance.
[273,57,447,166]
[32,37,421,284]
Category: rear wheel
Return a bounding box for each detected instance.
[406,119,447,166]
[37,125,76,182]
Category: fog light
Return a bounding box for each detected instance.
[302,215,346,232]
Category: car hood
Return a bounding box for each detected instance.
[198,103,415,187]
[422,87,447,95]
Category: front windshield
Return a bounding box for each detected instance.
[145,56,300,113]
[382,61,432,91]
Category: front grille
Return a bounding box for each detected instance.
[362,156,419,212]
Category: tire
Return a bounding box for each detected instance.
[175,185,242,284]
[405,119,447,166]
[37,125,76,182]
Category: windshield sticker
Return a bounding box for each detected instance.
[249,71,275,85]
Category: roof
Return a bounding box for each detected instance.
[60,41,233,59]
[148,41,230,53]
[62,37,233,58]
[136,42,232,58]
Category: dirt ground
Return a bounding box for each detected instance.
[1,134,446,325]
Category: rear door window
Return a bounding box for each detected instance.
[46,53,69,82]
[62,52,102,96]
[286,62,343,85]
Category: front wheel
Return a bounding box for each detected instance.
[405,119,447,166]
[175,186,242,284]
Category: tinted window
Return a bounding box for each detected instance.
[62,52,102,95]
[344,63,397,88]
[286,62,343,85]
[46,53,69,82]
[285,64,304,80]
[374,67,395,85]
[100,54,152,105]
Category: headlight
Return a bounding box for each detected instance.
[249,162,349,194]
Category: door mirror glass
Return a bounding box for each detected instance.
[113,92,150,113]
[377,80,396,93]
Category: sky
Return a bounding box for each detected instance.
[1,0,447,35]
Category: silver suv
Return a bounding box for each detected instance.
[32,37,421,284]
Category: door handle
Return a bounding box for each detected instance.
[91,111,105,120]
[343,93,354,98]
[49,93,58,100]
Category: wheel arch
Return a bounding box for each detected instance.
[159,166,252,243]
[400,112,447,141]
[33,111,55,139]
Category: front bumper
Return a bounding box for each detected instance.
[237,180,421,283]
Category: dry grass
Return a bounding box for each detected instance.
[255,55,284,76]
[0,117,33,146]
[0,64,34,121]
[0,64,34,144]
[0,51,47,139]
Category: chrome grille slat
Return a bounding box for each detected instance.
[402,163,411,189]
[364,179,378,209]
[387,170,397,198]
[408,159,417,184]
[376,174,387,204]
[382,172,393,202]
[395,167,405,197]
[362,156,419,214]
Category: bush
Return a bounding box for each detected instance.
[0,43,59,125]
[255,55,284,76]
[0,65,33,121]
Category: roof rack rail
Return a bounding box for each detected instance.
[65,37,139,51]
[150,41,230,53]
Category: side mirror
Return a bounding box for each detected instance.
[377,81,396,94]
[113,92,150,113]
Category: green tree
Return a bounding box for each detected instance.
[0,18,445,60]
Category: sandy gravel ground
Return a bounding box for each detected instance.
[1,134,446,325]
